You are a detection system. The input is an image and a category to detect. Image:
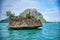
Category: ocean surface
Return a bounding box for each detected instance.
[0,23,60,40]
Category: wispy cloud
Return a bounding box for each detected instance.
[0,0,59,22]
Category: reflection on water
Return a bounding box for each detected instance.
[0,23,60,40]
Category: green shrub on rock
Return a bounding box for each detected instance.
[6,11,15,21]
[26,13,30,19]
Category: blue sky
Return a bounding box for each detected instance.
[0,0,60,22]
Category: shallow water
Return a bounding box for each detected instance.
[0,23,60,40]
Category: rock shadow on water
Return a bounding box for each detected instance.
[8,27,42,30]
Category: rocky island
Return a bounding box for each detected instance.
[6,8,44,29]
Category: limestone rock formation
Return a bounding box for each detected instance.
[7,8,43,29]
[9,16,42,29]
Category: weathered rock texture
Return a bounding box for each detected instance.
[9,16,42,29]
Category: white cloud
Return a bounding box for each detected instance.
[40,8,60,22]
[1,0,60,22]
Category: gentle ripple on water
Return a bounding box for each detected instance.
[0,23,60,40]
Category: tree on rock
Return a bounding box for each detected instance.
[6,11,15,21]
[26,9,31,19]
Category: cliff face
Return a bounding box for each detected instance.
[20,8,46,22]
[9,16,42,29]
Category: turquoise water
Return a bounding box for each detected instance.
[0,23,60,40]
